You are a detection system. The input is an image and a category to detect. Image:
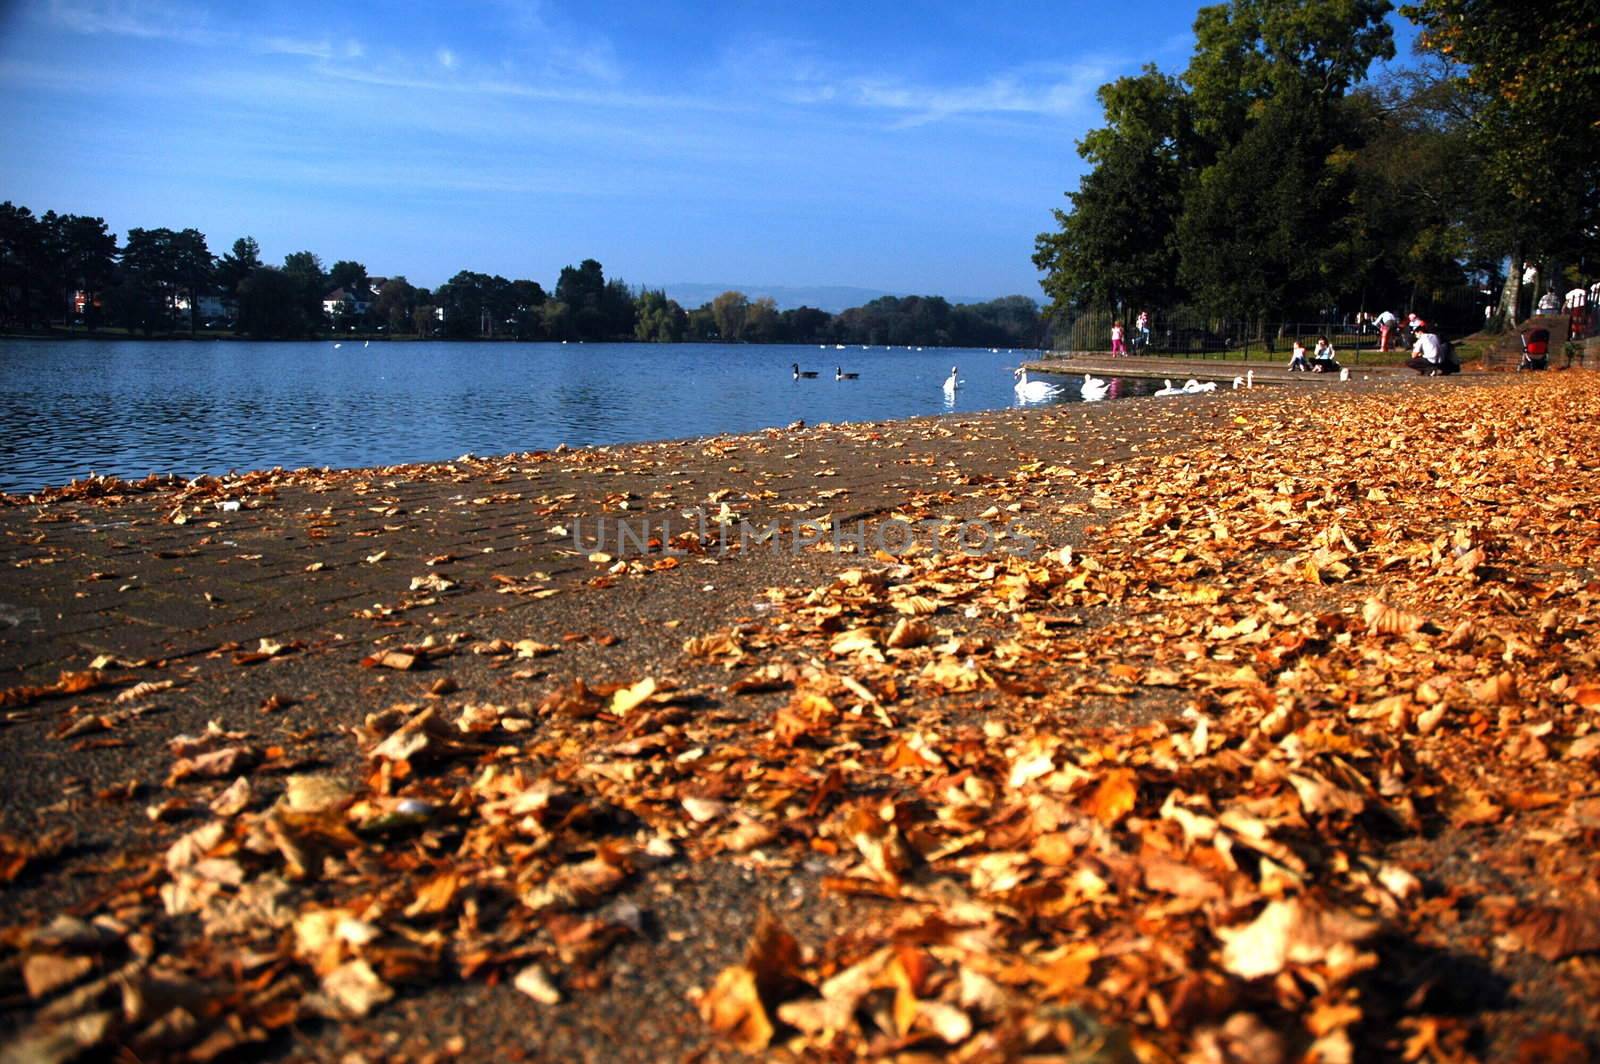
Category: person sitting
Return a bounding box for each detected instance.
[1537,290,1561,314]
[1288,338,1311,372]
[1407,321,1445,375]
[1311,335,1341,373]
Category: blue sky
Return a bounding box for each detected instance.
[0,1,1418,301]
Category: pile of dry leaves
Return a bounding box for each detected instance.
[3,375,1598,1061]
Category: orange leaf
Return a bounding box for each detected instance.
[1084,768,1137,825]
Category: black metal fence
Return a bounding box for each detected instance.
[1051,293,1492,362]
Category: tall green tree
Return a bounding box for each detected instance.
[119,227,181,333]
[237,266,317,338]
[281,251,327,329]
[328,259,368,293]
[1177,0,1394,316]
[1402,0,1600,324]
[171,228,213,335]
[373,275,418,335]
[0,203,48,328]
[1034,68,1193,314]
[215,237,263,301]
[634,289,687,342]
[47,213,117,329]
[554,258,607,340]
[710,290,749,341]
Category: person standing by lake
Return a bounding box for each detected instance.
[1111,320,1127,357]
[1135,310,1150,352]
[1376,309,1397,351]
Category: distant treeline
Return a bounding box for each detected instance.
[0,204,1044,347]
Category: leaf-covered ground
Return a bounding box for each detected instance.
[2,374,1598,1062]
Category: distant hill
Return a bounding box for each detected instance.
[655,283,995,314]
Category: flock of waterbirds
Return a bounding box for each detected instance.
[794,363,1265,404]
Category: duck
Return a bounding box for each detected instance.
[943,366,962,399]
[1014,368,1065,402]
[791,363,819,379]
[1153,378,1184,397]
[1078,373,1109,401]
[835,367,859,380]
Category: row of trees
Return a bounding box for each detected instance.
[1033,0,1599,329]
[0,207,1044,346]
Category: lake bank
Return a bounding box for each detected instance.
[2,372,1597,1060]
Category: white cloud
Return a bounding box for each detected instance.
[437,47,457,70]
[43,0,216,45]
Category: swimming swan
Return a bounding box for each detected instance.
[1182,378,1217,393]
[1153,379,1184,397]
[1078,373,1109,401]
[943,366,962,399]
[1014,368,1065,401]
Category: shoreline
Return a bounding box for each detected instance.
[0,357,1444,501]
[2,373,1597,1060]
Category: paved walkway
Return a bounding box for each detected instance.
[1024,353,1418,384]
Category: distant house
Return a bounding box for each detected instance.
[323,286,378,320]
[171,293,232,322]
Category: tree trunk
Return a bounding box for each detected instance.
[1495,242,1522,330]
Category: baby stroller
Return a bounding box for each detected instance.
[1519,327,1549,371]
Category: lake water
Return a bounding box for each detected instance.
[0,340,1160,494]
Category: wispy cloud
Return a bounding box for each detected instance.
[256,35,362,62]
[718,35,1111,128]
[831,66,1111,126]
[43,0,217,45]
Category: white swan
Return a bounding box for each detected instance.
[943,366,962,399]
[1246,370,1254,389]
[1182,378,1217,393]
[1232,375,1245,390]
[1153,378,1184,397]
[1014,368,1065,402]
[1079,373,1109,401]
[1339,366,1351,382]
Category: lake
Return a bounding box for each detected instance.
[0,340,1159,494]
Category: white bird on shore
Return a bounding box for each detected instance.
[1232,375,1245,390]
[1246,370,1255,389]
[1182,378,1217,393]
[1153,378,1184,397]
[1339,366,1351,381]
[943,366,962,399]
[1013,368,1064,402]
[1079,373,1109,401]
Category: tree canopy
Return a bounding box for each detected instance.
[1035,0,1597,329]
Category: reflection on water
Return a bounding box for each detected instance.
[0,340,1161,493]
